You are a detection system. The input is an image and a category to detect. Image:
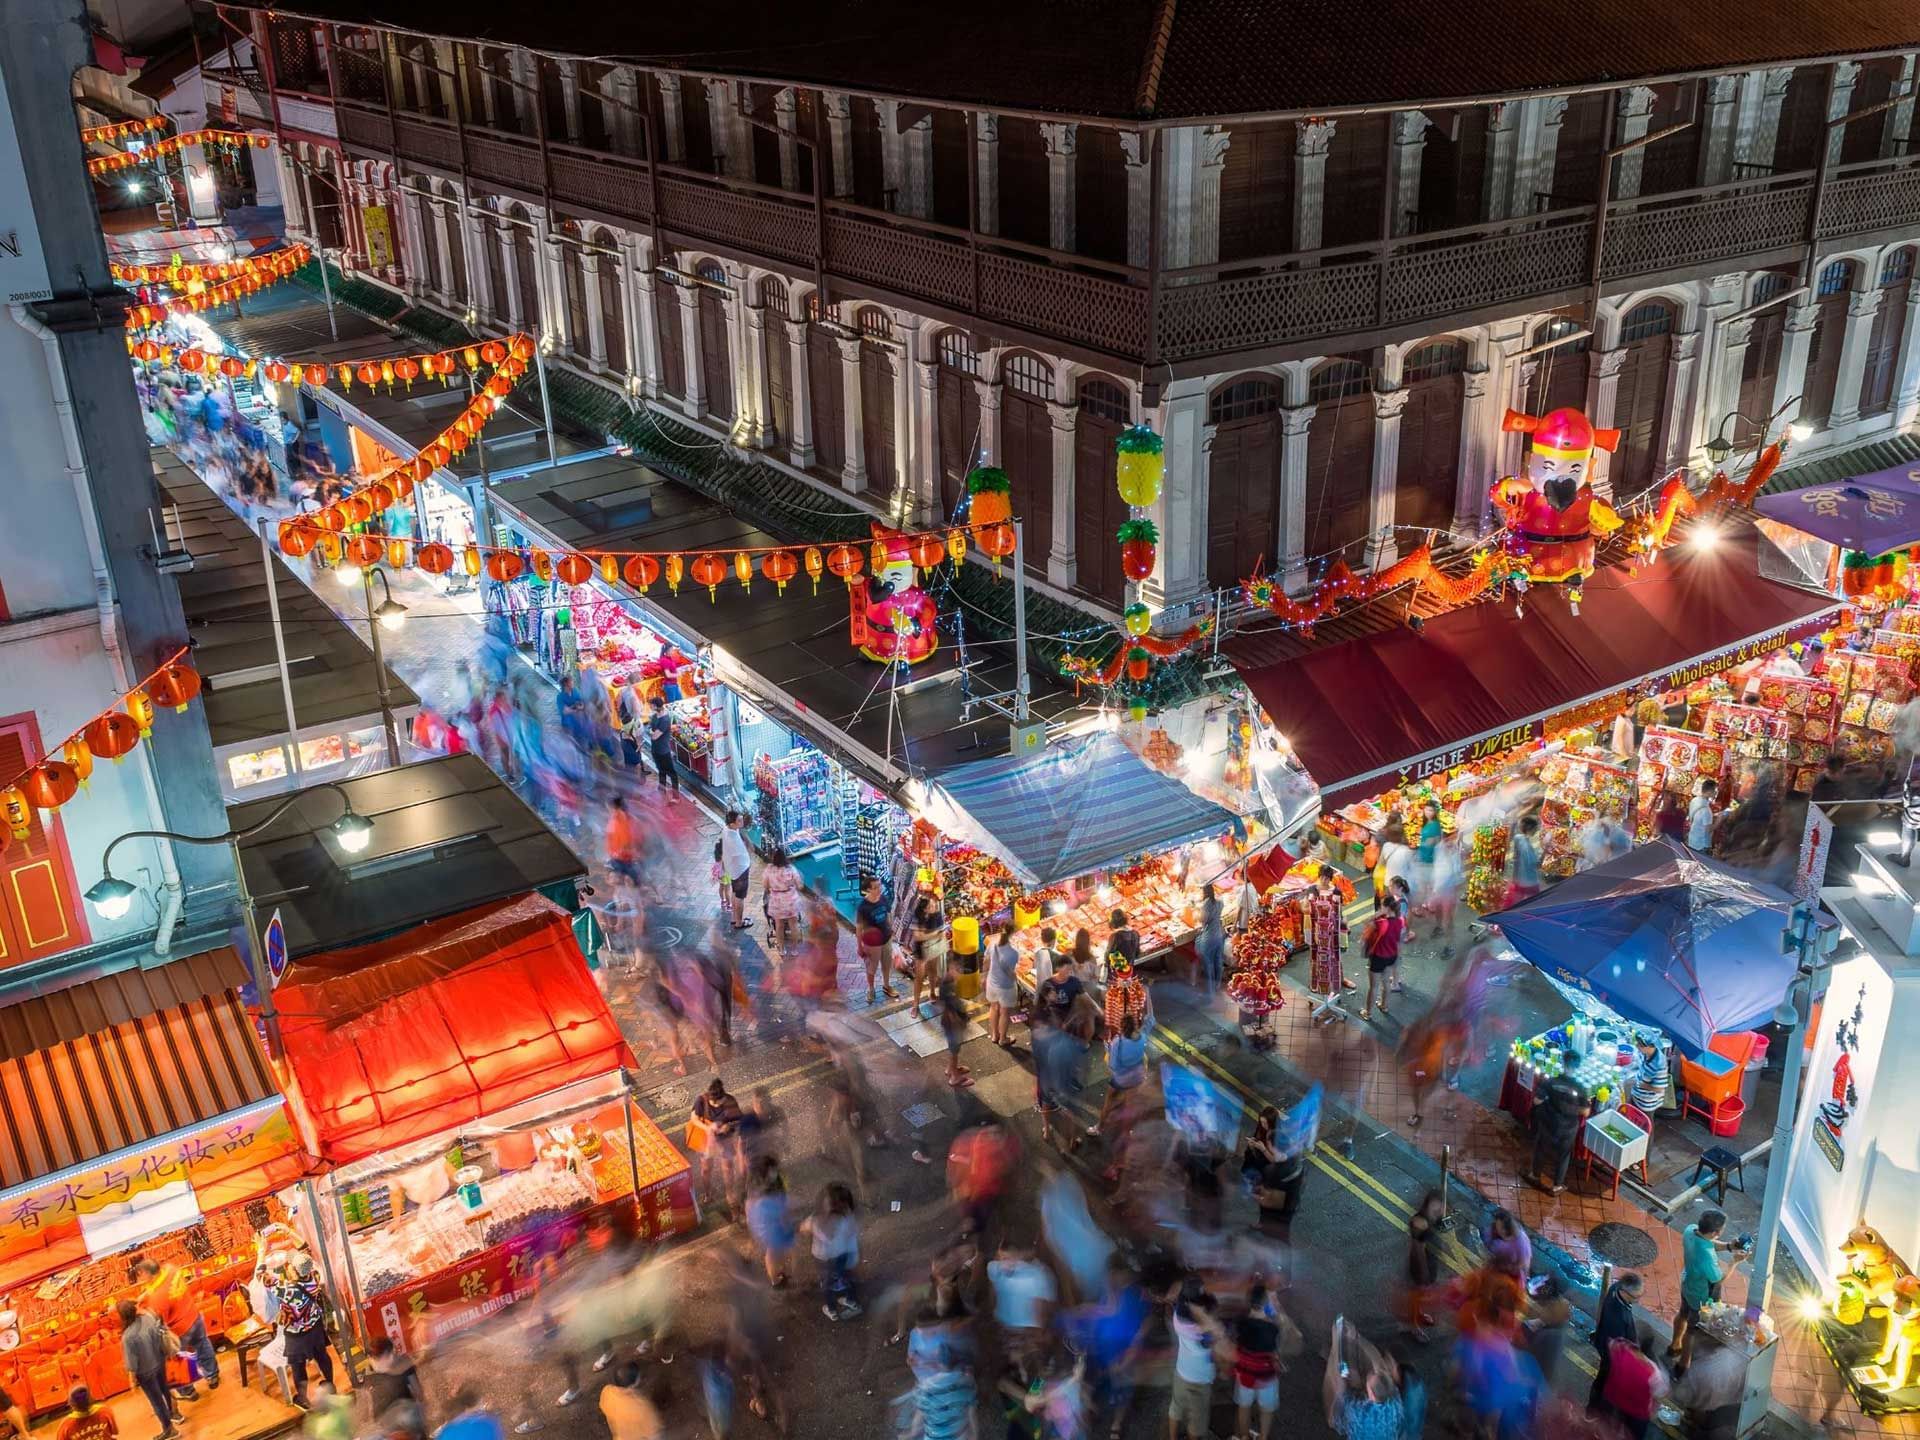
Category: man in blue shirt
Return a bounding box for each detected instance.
[1672,1209,1743,1370]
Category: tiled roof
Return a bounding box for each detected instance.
[1758,429,1920,496]
[231,0,1920,120]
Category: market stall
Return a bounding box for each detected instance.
[0,974,313,1437]
[272,894,693,1352]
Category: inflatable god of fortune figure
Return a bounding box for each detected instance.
[1488,407,1626,613]
[1876,1275,1920,1390]
[860,524,940,665]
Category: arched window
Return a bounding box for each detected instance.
[1305,357,1376,559]
[999,353,1055,572]
[856,308,894,339]
[1862,248,1917,417]
[1610,301,1677,488]
[1524,318,1587,415]
[938,330,980,376]
[1403,338,1468,382]
[1207,376,1283,591]
[1620,302,1675,344]
[1804,264,1858,425]
[695,259,727,286]
[1396,340,1468,531]
[1307,360,1372,404]
[1078,378,1129,424]
[760,277,790,319]
[935,332,982,514]
[1208,376,1280,424]
[806,291,841,324]
[1818,259,1855,297]
[1005,352,1054,401]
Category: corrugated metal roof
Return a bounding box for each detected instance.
[0,989,277,1191]
[1758,429,1920,497]
[0,949,250,1064]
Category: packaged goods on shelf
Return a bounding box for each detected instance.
[753,748,835,854]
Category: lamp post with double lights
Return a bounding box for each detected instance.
[84,781,375,1058]
[328,557,407,766]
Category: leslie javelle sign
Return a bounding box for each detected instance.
[0,67,51,305]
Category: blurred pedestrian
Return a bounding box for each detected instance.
[986,920,1020,1047]
[802,1182,862,1320]
[1587,1272,1644,1412]
[744,1154,796,1288]
[761,847,803,953]
[1194,883,1226,995]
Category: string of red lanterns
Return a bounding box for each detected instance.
[121,244,313,329]
[112,243,312,289]
[128,327,530,397]
[87,128,268,176]
[0,648,202,845]
[81,115,169,145]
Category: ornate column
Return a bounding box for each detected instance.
[835,335,868,493]
[657,73,687,163]
[1141,379,1208,608]
[911,339,941,524]
[974,376,1003,463]
[891,316,922,513]
[1121,131,1151,267]
[612,236,640,375]
[1046,399,1078,589]
[1387,111,1428,237]
[1659,329,1701,474]
[824,91,853,198]
[496,221,522,328]
[1041,122,1077,251]
[534,210,565,344]
[742,299,775,447]
[1740,68,1794,172]
[631,244,662,398]
[1896,286,1920,427]
[975,113,999,233]
[1825,62,1863,170]
[1293,119,1337,251]
[553,58,581,144]
[604,67,641,155]
[1533,96,1570,208]
[1885,57,1918,159]
[429,201,456,298]
[507,50,536,131]
[784,316,814,467]
[1161,125,1229,268]
[1585,346,1629,496]
[1773,298,1819,424]
[676,283,706,417]
[1709,316,1754,454]
[901,112,933,219]
[1699,74,1742,186]
[773,88,800,190]
[707,80,752,180]
[718,267,750,442]
[1612,86,1658,200]
[1454,366,1495,532]
[581,252,609,367]
[1828,287,1886,430]
[1365,388,1408,568]
[430,41,457,116]
[1481,102,1519,222]
[1277,403,1316,593]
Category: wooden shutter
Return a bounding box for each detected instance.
[0,716,88,969]
[1074,126,1130,264]
[997,118,1049,247]
[1739,310,1787,423]
[1394,343,1465,532]
[598,246,626,370]
[807,326,844,471]
[937,362,982,518]
[1801,285,1852,428]
[699,288,734,422]
[765,313,792,449]
[1320,114,1385,248]
[1861,255,1914,418]
[1219,121,1295,264]
[849,97,884,207]
[1074,381,1130,604]
[655,284,685,399]
[860,343,897,490]
[562,248,590,359]
[682,80,716,172]
[931,110,971,229]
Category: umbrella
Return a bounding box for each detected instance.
[1484,838,1797,1053]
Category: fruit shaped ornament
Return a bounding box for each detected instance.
[966,466,1012,525]
[1118,518,1159,582]
[1488,407,1625,607]
[1114,424,1165,507]
[859,524,940,665]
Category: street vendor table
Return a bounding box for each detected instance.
[1499,1029,1638,1123]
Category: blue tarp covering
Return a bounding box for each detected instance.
[918,732,1238,888]
[1486,839,1797,1054]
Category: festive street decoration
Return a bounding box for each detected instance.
[1701,440,1786,509]
[1118,518,1158,582]
[1619,473,1698,565]
[0,649,199,844]
[86,127,267,176]
[1487,407,1625,608]
[1240,543,1505,630]
[966,466,1012,525]
[113,244,313,289]
[860,525,940,665]
[1114,425,1165,507]
[121,244,314,327]
[1058,616,1215,687]
[80,115,168,145]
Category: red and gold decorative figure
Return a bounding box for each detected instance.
[1488,407,1626,597]
[859,525,939,666]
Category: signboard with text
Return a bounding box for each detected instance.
[0,67,51,304]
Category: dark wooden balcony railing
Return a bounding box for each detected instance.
[336,93,1920,369]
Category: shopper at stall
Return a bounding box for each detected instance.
[985,920,1021,1047]
[690,1078,744,1208]
[1101,910,1140,982]
[0,1387,27,1440]
[856,876,897,1004]
[1598,1335,1668,1440]
[117,1300,180,1438]
[938,970,974,1089]
[719,811,755,929]
[133,1254,217,1398]
[644,698,681,794]
[1507,817,1544,904]
[910,892,947,1017]
[1307,868,1350,1018]
[1089,1011,1148,1140]
[1529,1071,1591,1195]
[1687,780,1719,854]
[1629,1036,1671,1116]
[1404,1191,1443,1339]
[1194,883,1227,996]
[1360,894,1405,1021]
[1032,925,1061,994]
[761,848,804,953]
[57,1389,118,1440]
[270,1257,335,1409]
[744,1154,796,1288]
[1101,955,1152,1040]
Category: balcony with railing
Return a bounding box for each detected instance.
[331,67,1920,371]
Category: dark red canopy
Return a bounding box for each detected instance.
[276,893,635,1165]
[1230,526,1840,812]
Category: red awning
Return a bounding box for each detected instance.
[1230,525,1840,812]
[275,894,635,1166]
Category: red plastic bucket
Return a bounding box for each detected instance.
[1710,1097,1746,1138]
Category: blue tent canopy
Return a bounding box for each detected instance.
[1486,839,1797,1054]
[918,732,1238,888]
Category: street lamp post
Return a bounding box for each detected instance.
[84,782,375,1058]
[362,568,407,765]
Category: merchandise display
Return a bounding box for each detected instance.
[1009,852,1206,987]
[1537,749,1633,879]
[754,748,836,854]
[1465,820,1515,907]
[1633,725,1729,841]
[1822,650,1913,767]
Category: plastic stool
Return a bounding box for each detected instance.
[1690,1144,1746,1204]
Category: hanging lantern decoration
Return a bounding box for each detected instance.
[318,531,343,564]
[278,519,319,557]
[463,544,482,576]
[1118,518,1160,582]
[734,552,754,591]
[179,349,206,372]
[689,553,728,600]
[22,762,80,815]
[977,523,1016,564]
[909,533,946,575]
[870,541,889,574]
[600,554,620,584]
[418,542,454,574]
[220,356,245,378]
[63,737,93,792]
[395,357,421,389]
[557,553,593,586]
[355,361,380,388]
[481,340,508,366]
[463,346,480,371]
[665,553,685,594]
[1115,426,1165,508]
[364,482,396,512]
[425,443,452,468]
[134,339,162,362]
[625,553,661,592]
[313,506,346,533]
[339,494,373,526]
[125,688,155,738]
[485,550,525,583]
[531,550,554,583]
[86,710,140,762]
[827,544,864,587]
[948,531,968,568]
[344,533,384,569]
[263,360,290,383]
[1124,647,1152,682]
[387,538,410,568]
[304,363,329,387]
[1123,602,1153,638]
[966,466,1012,525]
[762,550,798,593]
[0,787,30,840]
[805,546,825,594]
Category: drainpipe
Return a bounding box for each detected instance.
[10,304,184,955]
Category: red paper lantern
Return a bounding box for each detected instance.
[134,340,162,362]
[909,534,946,572]
[355,362,380,387]
[976,523,1016,560]
[391,474,416,502]
[395,357,421,387]
[624,554,661,592]
[485,550,525,583]
[22,763,79,814]
[761,550,799,593]
[690,552,728,600]
[827,544,864,586]
[278,519,319,556]
[313,507,347,532]
[338,495,373,526]
[418,542,454,574]
[480,341,508,366]
[508,336,534,361]
[556,553,593,586]
[411,457,434,482]
[425,443,452,468]
[264,361,290,383]
[220,356,245,378]
[179,349,206,372]
[364,483,396,512]
[305,363,329,386]
[344,533,384,569]
[148,661,202,713]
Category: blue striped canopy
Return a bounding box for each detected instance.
[919,733,1238,887]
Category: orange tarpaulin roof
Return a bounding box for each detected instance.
[274,894,635,1166]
